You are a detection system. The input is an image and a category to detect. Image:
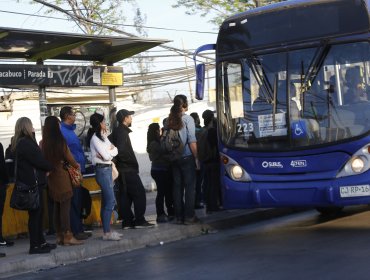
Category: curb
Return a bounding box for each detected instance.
[0,207,303,278]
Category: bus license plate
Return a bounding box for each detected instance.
[340,185,370,198]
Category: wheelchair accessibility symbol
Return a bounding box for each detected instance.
[294,123,303,136]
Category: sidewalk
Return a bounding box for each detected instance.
[0,192,301,278]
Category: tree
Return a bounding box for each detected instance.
[32,0,136,35]
[173,0,287,26]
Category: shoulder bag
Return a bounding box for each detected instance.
[10,153,40,211]
[63,161,83,187]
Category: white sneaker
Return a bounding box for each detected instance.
[112,231,123,237]
[102,231,121,241]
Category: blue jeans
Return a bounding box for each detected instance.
[95,165,115,233]
[70,187,83,235]
[172,156,196,221]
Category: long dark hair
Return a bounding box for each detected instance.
[168,94,188,130]
[42,116,67,165]
[86,113,105,146]
[146,123,160,150]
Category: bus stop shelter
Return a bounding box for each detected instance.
[0,26,169,122]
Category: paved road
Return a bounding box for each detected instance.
[10,206,370,280]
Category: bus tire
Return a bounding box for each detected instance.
[315,206,344,216]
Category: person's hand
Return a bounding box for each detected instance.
[195,158,201,170]
[97,153,103,160]
[46,172,50,177]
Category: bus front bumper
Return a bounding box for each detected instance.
[222,175,370,209]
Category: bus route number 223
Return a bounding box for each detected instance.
[237,123,254,134]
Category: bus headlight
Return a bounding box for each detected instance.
[351,157,365,173]
[230,165,243,180]
[220,153,251,182]
[337,145,370,178]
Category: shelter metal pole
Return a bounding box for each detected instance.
[107,62,117,108]
[109,86,116,106]
[37,59,47,127]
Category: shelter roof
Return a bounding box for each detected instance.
[0,27,170,64]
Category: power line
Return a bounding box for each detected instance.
[0,9,217,35]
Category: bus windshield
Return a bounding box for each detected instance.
[219,41,370,151]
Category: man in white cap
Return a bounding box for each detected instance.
[109,109,154,229]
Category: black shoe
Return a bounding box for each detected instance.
[173,218,184,225]
[74,232,89,240]
[41,242,57,250]
[29,246,51,254]
[184,216,200,225]
[135,221,155,229]
[0,239,14,247]
[195,204,204,209]
[46,230,56,236]
[122,221,135,230]
[156,214,168,223]
[0,252,5,258]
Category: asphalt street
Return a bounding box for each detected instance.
[9,206,370,280]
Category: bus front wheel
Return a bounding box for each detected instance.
[315,206,344,216]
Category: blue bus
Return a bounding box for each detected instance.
[194,0,370,214]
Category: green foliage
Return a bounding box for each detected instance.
[173,0,286,26]
[32,0,136,35]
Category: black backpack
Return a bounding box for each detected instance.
[160,128,185,162]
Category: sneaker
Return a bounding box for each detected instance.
[111,231,123,237]
[135,221,155,229]
[29,246,51,254]
[41,242,57,250]
[0,239,14,247]
[156,214,168,223]
[0,252,5,258]
[184,216,200,225]
[102,231,121,241]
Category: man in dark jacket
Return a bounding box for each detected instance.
[109,109,153,229]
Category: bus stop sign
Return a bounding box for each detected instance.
[0,64,123,87]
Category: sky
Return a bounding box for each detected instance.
[0,0,219,97]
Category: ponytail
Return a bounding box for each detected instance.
[168,94,188,130]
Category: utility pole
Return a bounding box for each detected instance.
[182,39,194,103]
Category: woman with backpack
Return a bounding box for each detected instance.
[147,123,174,223]
[166,94,200,225]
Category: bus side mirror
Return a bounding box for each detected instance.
[196,63,206,100]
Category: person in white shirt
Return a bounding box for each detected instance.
[87,113,122,241]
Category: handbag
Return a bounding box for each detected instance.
[10,181,40,211]
[10,154,40,211]
[63,162,83,187]
[112,161,119,181]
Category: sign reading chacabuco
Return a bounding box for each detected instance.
[0,65,123,87]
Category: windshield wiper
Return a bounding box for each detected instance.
[301,42,331,92]
[246,56,273,103]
